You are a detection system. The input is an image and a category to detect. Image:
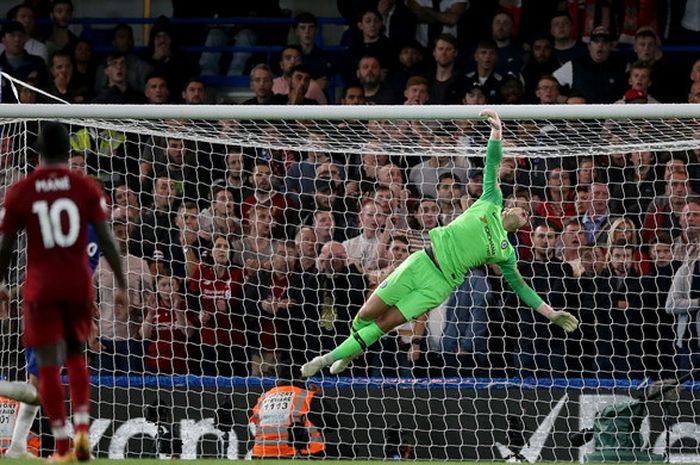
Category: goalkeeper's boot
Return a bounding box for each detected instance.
[300,356,329,378]
[45,451,76,464]
[329,357,352,375]
[4,446,37,459]
[74,430,91,462]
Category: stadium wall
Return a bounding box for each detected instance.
[80,378,700,461]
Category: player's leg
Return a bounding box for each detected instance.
[2,348,41,459]
[65,338,91,461]
[301,250,452,377]
[329,301,408,375]
[34,340,72,460]
[301,295,404,378]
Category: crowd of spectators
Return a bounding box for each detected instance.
[0,1,698,106]
[1,0,700,381]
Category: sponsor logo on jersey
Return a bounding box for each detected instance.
[501,240,508,249]
[379,280,388,289]
[35,176,70,192]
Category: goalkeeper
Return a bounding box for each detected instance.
[301,109,578,378]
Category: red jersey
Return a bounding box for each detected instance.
[189,264,245,347]
[0,166,107,303]
[145,304,191,374]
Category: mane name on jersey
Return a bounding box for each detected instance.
[35,176,70,192]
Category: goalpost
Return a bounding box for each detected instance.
[0,102,699,461]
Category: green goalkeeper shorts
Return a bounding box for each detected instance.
[374,249,454,322]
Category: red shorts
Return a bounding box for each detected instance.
[22,300,93,348]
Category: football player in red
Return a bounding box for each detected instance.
[0,122,128,463]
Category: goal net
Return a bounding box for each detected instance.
[1,101,699,461]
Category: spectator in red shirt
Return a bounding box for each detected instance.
[189,234,246,376]
[534,167,576,230]
[142,274,193,374]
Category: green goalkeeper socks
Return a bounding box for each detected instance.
[351,315,372,333]
[331,321,385,361]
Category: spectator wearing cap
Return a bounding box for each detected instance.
[45,0,79,57]
[535,75,563,104]
[428,34,467,104]
[95,24,153,93]
[490,10,525,76]
[0,4,47,63]
[465,39,502,103]
[550,11,587,65]
[0,21,47,101]
[272,46,327,104]
[521,35,559,101]
[355,55,400,104]
[553,26,627,103]
[294,12,336,90]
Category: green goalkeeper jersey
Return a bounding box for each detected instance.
[428,139,545,311]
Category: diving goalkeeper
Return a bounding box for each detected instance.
[301,109,579,378]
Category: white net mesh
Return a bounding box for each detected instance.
[1,102,700,460]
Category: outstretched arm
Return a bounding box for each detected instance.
[478,109,503,204]
[499,257,578,333]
